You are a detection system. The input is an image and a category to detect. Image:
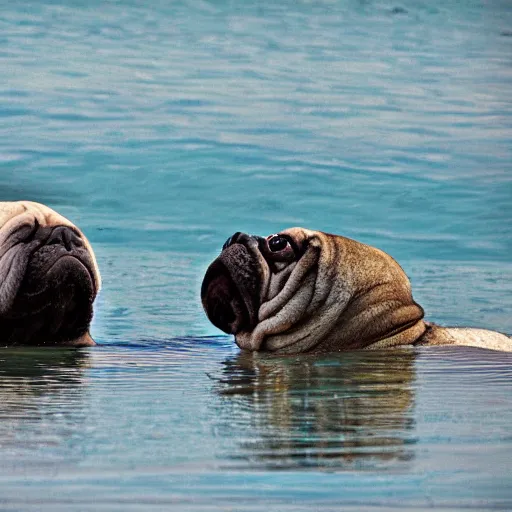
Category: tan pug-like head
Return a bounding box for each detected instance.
[0,201,101,346]
[201,228,426,354]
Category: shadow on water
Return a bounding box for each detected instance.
[213,348,418,471]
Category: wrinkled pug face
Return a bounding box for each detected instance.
[201,228,425,354]
[0,201,101,346]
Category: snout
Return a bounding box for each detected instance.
[201,259,248,334]
[201,234,263,335]
[28,224,98,294]
[46,225,84,252]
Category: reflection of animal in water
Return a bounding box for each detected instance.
[202,228,512,353]
[213,349,417,470]
[0,201,101,346]
[0,348,89,457]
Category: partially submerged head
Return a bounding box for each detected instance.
[202,228,425,354]
[0,201,100,346]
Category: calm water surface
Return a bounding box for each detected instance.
[1,0,511,510]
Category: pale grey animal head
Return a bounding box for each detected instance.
[0,201,100,346]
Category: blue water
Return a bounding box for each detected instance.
[1,0,512,510]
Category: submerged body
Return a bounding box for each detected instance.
[201,228,511,353]
[414,325,512,352]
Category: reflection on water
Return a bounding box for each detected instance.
[215,349,417,470]
[0,342,510,510]
[0,349,89,468]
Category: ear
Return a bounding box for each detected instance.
[0,245,30,315]
[0,217,40,315]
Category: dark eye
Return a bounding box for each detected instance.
[268,235,289,252]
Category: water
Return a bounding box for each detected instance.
[1,0,511,509]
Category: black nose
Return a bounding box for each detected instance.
[46,226,84,251]
[222,232,266,251]
[222,232,242,250]
[201,259,247,334]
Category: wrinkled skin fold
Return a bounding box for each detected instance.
[0,201,101,346]
[202,227,512,353]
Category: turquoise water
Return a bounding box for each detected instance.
[1,0,512,509]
